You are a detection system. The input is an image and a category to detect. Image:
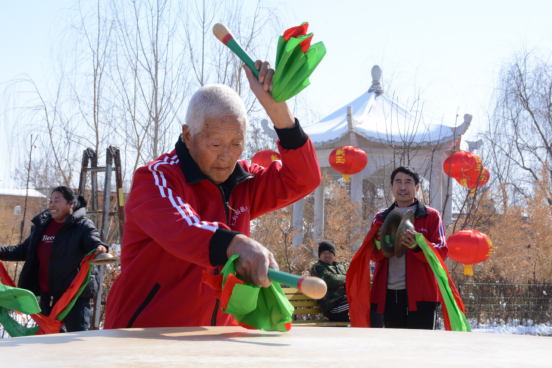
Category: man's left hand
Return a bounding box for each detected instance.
[401,230,417,248]
[95,245,107,256]
[243,60,295,129]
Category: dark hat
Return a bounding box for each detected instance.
[318,240,336,258]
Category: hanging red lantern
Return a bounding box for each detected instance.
[251,149,281,168]
[443,151,482,179]
[457,167,490,196]
[329,146,367,183]
[447,229,492,275]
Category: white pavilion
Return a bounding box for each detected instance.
[262,65,472,246]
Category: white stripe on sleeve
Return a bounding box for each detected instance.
[148,158,218,233]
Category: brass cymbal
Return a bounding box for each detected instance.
[395,210,415,258]
[380,209,403,258]
[87,253,120,266]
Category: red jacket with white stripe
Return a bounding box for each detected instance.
[104,121,321,329]
[370,200,448,314]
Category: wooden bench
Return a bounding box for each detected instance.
[282,287,350,327]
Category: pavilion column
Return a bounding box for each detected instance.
[443,176,453,226]
[313,181,325,243]
[292,199,304,246]
[430,155,443,215]
[350,172,363,204]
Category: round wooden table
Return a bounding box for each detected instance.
[0,326,550,367]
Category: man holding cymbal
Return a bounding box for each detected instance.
[348,166,448,330]
[104,61,321,329]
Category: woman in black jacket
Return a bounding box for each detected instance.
[0,186,107,332]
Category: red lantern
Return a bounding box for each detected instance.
[251,149,281,168]
[447,229,492,275]
[443,151,482,179]
[329,146,367,183]
[457,167,490,196]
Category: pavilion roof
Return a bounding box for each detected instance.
[302,65,471,149]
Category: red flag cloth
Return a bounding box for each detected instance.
[299,34,313,54]
[283,23,309,41]
[0,252,95,335]
[0,262,16,287]
[346,223,380,327]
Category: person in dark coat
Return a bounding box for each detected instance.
[310,240,350,322]
[0,186,107,332]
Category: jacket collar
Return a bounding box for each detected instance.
[32,207,86,227]
[175,135,253,187]
[378,199,428,221]
[317,260,340,267]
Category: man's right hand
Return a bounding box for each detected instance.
[243,61,295,130]
[226,234,279,288]
[376,228,382,241]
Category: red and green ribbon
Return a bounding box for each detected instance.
[0,250,96,337]
[410,234,471,332]
[203,254,294,332]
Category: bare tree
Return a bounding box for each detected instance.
[486,49,552,202]
[111,0,191,170]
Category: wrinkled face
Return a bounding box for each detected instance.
[320,250,336,264]
[49,191,74,223]
[183,115,246,185]
[391,172,420,206]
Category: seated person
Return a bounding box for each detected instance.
[310,240,349,322]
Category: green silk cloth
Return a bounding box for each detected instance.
[271,23,326,103]
[413,234,471,332]
[218,255,294,332]
[0,278,41,337]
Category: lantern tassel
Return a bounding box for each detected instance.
[464,264,473,275]
[343,174,350,183]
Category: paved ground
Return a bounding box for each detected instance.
[1,326,551,367]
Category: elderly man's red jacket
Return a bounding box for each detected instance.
[104,121,320,329]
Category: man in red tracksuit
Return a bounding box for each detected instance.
[104,61,321,329]
[370,166,447,329]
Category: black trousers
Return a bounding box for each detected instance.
[383,289,437,330]
[324,297,350,322]
[39,292,92,333]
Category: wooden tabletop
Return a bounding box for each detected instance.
[0,326,550,367]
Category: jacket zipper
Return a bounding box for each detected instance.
[210,268,220,326]
[210,177,251,326]
[405,252,408,315]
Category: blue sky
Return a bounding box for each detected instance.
[1,0,551,186]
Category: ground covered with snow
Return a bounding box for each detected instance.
[436,318,552,335]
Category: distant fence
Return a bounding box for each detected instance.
[437,282,552,333]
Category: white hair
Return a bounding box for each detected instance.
[185,84,248,137]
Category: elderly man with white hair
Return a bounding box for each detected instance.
[104,61,321,329]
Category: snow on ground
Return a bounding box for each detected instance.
[436,318,552,335]
[471,323,552,335]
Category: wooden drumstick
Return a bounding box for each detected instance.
[268,268,327,300]
[213,23,259,79]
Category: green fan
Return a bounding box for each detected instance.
[213,22,326,103]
